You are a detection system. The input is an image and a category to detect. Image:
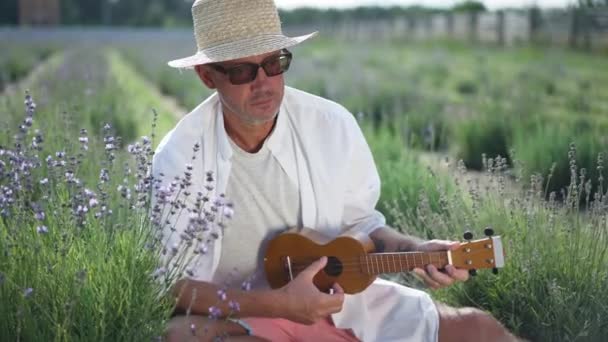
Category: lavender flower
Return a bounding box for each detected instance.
[37,225,48,234]
[228,300,240,312]
[208,306,222,320]
[241,281,251,292]
[34,210,45,221]
[217,288,227,301]
[151,267,167,279]
[23,288,34,298]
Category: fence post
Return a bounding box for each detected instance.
[569,8,579,48]
[469,12,479,42]
[497,10,505,46]
[582,9,592,51]
[528,7,542,44]
[446,12,454,39]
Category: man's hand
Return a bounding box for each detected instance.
[278,256,345,325]
[412,240,470,289]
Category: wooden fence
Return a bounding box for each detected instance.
[286,8,608,51]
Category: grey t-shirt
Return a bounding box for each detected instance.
[213,134,301,289]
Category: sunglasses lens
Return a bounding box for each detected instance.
[263,55,291,77]
[228,64,258,85]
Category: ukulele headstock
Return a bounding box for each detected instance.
[450,229,505,274]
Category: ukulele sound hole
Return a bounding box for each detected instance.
[324,256,343,277]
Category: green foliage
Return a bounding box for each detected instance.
[425,163,608,341]
[512,121,608,201]
[0,45,181,340]
[0,45,56,92]
[452,1,487,12]
[455,113,511,171]
[365,124,459,234]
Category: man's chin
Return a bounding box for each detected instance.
[244,110,278,126]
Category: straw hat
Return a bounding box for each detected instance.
[168,0,317,68]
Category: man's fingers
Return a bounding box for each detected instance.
[413,267,442,289]
[418,240,460,252]
[445,264,470,281]
[426,265,456,286]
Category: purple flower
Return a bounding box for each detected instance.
[217,289,227,301]
[35,211,45,221]
[151,267,167,279]
[99,169,110,183]
[89,198,99,207]
[37,225,48,234]
[229,300,240,312]
[241,281,251,292]
[208,306,222,319]
[223,206,234,219]
[23,287,33,298]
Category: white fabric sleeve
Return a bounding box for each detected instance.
[341,116,386,236]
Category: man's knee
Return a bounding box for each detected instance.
[437,304,517,342]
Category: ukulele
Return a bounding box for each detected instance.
[264,227,505,294]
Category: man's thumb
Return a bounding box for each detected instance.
[303,256,327,278]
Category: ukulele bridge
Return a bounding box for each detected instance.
[283,256,294,281]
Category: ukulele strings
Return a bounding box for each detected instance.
[282,250,491,273]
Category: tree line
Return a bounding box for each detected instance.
[1,0,606,27]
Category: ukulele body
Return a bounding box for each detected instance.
[264,227,377,294]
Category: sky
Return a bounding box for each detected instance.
[274,0,575,10]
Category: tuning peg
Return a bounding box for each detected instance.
[492,268,499,275]
[463,231,473,241]
[469,269,477,276]
[484,227,494,237]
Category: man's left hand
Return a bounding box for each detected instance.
[412,240,470,289]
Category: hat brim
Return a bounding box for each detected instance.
[167,32,317,69]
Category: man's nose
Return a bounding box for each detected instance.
[252,65,270,85]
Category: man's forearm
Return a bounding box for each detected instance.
[172,279,285,319]
[368,226,422,253]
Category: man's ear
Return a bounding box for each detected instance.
[195,65,216,89]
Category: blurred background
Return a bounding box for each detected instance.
[1,1,608,340]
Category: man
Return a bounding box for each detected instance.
[154,0,519,341]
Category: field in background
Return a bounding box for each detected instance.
[1,28,607,341]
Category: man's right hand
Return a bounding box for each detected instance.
[278,256,345,325]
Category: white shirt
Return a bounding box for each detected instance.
[213,135,301,289]
[153,86,438,342]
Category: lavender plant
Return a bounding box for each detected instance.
[392,151,608,340]
[0,92,234,340]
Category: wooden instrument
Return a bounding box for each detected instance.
[264,227,505,294]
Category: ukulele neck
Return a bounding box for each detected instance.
[362,251,449,275]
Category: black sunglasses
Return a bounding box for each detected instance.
[210,50,292,85]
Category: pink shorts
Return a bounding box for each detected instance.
[240,316,360,342]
